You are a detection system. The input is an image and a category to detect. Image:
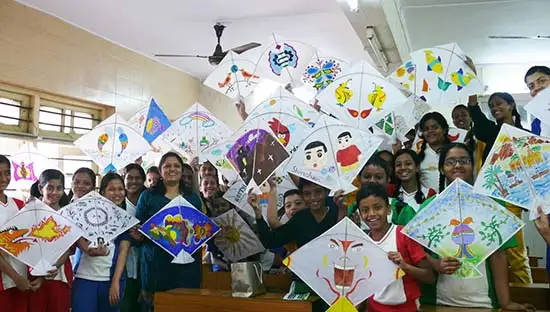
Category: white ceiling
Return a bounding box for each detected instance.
[16,0,377,79]
[391,0,550,65]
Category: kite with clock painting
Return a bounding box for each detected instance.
[162,103,232,162]
[203,50,260,101]
[0,199,83,276]
[284,115,382,195]
[316,60,407,131]
[139,196,220,264]
[283,217,404,310]
[247,86,320,128]
[58,191,139,248]
[251,34,315,87]
[389,42,484,106]
[74,113,150,173]
[8,142,51,190]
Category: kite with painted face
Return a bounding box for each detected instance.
[283,217,403,308]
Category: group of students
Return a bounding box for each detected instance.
[0,65,548,312]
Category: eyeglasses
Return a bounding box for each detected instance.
[444,157,472,166]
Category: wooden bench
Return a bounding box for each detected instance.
[510,283,550,310]
[533,267,549,283]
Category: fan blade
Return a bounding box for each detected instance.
[229,42,262,54]
[489,35,550,40]
[154,54,210,58]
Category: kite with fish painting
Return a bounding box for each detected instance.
[139,196,220,264]
[316,61,407,131]
[225,116,290,191]
[403,179,524,278]
[247,86,320,128]
[203,51,260,101]
[59,191,139,248]
[389,43,484,106]
[212,209,265,262]
[283,217,404,309]
[74,114,150,173]
[8,142,51,190]
[473,124,550,218]
[284,116,382,195]
[0,199,83,276]
[162,103,232,162]
[251,34,315,87]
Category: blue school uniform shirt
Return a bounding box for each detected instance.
[136,190,203,292]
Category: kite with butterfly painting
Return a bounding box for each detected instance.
[300,49,350,97]
[162,103,232,162]
[8,142,51,190]
[389,43,484,106]
[74,114,150,173]
[203,50,261,101]
[316,61,407,131]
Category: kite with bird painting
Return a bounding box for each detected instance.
[389,43,484,106]
[316,61,407,131]
[8,142,51,190]
[74,114,150,173]
[403,179,524,278]
[162,103,232,162]
[284,116,382,195]
[0,199,83,276]
[203,51,260,101]
[283,217,404,310]
[139,196,220,264]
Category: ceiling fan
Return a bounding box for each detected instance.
[154,23,261,66]
[489,35,550,40]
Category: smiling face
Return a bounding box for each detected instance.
[125,168,144,196]
[488,96,513,122]
[304,142,328,171]
[441,147,473,185]
[526,71,550,98]
[146,172,160,188]
[0,163,11,192]
[394,153,417,183]
[199,162,217,178]
[160,156,182,186]
[452,107,471,130]
[40,179,64,209]
[104,179,126,206]
[72,172,94,200]
[200,175,218,199]
[422,119,445,146]
[358,195,391,233]
[301,183,327,212]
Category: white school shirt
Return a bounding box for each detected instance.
[399,186,433,212]
[436,262,491,308]
[125,198,138,279]
[419,145,440,192]
[0,198,27,290]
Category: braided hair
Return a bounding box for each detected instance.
[394,149,426,205]
[418,112,451,162]
[437,143,474,193]
[488,92,523,129]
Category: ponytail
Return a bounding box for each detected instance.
[438,173,446,193]
[418,139,428,162]
[414,173,426,204]
[512,108,523,129]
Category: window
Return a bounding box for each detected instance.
[0,89,31,135]
[39,99,102,141]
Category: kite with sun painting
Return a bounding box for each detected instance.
[316,61,407,131]
[0,199,83,276]
[162,103,232,162]
[203,51,260,101]
[389,43,484,106]
[284,116,382,195]
[283,217,404,310]
[74,114,150,173]
[59,191,139,248]
[139,196,220,264]
[212,209,265,262]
